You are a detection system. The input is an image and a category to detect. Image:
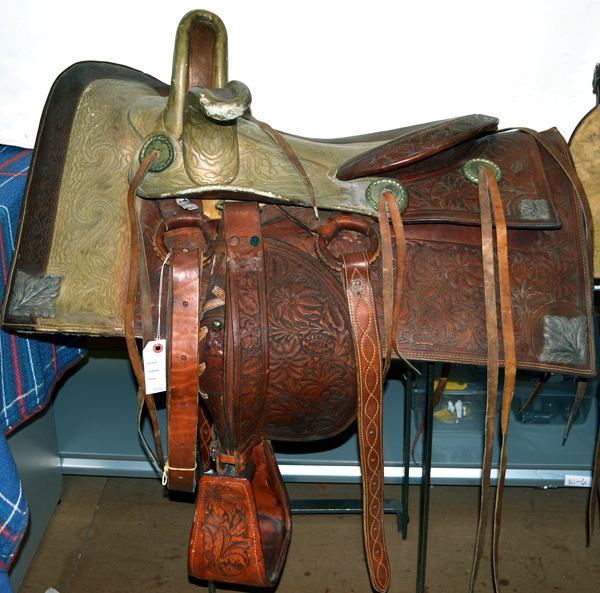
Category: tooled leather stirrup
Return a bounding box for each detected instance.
[189,202,291,587]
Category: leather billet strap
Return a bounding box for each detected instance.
[341,251,391,593]
[219,202,270,473]
[315,212,391,592]
[469,166,516,593]
[164,224,207,492]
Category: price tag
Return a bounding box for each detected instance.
[143,340,167,394]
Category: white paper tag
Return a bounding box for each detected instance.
[564,474,592,488]
[143,340,167,394]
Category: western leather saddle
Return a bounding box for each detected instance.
[1,9,596,593]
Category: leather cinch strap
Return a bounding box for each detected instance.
[341,250,391,593]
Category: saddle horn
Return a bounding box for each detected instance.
[131,10,251,205]
[162,9,229,138]
[162,10,251,189]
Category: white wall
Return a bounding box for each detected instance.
[1,0,599,148]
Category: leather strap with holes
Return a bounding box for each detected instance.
[164,226,207,492]
[341,251,390,593]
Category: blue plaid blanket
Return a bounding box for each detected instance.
[0,145,86,592]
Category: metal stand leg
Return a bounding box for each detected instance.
[291,498,407,534]
[416,361,434,593]
[207,581,217,593]
[291,369,413,536]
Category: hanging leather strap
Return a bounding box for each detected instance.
[469,165,501,593]
[249,116,319,218]
[488,165,517,590]
[517,373,551,415]
[341,251,391,593]
[164,225,207,492]
[563,378,589,443]
[469,166,516,592]
[378,190,408,376]
[124,150,165,470]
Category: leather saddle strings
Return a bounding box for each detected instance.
[124,150,165,470]
[377,190,408,377]
[469,166,516,593]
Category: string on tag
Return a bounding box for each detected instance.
[156,252,171,340]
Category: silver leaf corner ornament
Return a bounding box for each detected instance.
[540,315,588,365]
[8,271,62,318]
[518,199,550,220]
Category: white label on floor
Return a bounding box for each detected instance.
[564,475,592,487]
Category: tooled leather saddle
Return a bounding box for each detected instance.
[1,10,596,593]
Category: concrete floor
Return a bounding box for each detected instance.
[17,476,600,593]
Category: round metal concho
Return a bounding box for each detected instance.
[139,135,175,172]
[365,179,409,213]
[462,158,502,185]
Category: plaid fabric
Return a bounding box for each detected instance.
[0,145,87,590]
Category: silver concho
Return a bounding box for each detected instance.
[462,158,502,185]
[365,179,409,213]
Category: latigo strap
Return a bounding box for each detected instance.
[341,250,391,593]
